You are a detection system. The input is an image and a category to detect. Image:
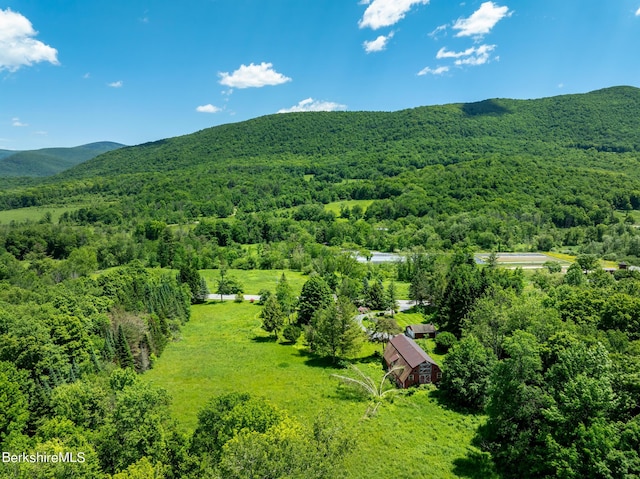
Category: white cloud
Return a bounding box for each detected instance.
[219,62,291,89]
[0,8,59,72]
[436,44,497,66]
[429,24,448,39]
[278,98,347,113]
[108,80,123,88]
[12,117,28,127]
[436,46,476,59]
[636,7,640,16]
[417,66,450,76]
[453,2,511,38]
[359,0,429,30]
[363,32,394,53]
[196,104,221,113]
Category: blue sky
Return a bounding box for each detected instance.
[2,0,640,150]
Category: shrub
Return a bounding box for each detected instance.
[282,324,302,343]
[435,331,457,353]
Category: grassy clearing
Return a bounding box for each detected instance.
[200,268,308,295]
[0,205,79,224]
[384,280,410,298]
[144,302,489,478]
[324,199,374,216]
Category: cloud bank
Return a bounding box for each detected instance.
[0,8,59,72]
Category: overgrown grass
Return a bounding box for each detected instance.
[144,302,490,478]
[200,268,308,295]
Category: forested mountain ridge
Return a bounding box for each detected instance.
[0,141,124,177]
[61,86,640,179]
[2,86,640,243]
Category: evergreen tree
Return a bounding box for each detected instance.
[261,296,285,337]
[366,279,385,310]
[115,325,135,370]
[178,264,208,304]
[385,280,399,314]
[275,273,295,319]
[297,276,333,325]
[309,297,364,362]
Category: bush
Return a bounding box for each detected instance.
[282,324,302,343]
[543,261,562,273]
[435,331,457,353]
[234,292,244,303]
[257,289,271,305]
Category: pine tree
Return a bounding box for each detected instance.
[275,273,295,319]
[260,296,285,337]
[115,325,135,370]
[385,280,399,314]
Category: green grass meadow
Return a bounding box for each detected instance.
[0,205,79,224]
[200,268,308,295]
[324,199,374,216]
[144,301,491,479]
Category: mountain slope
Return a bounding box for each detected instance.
[2,86,640,227]
[61,86,640,180]
[0,142,125,177]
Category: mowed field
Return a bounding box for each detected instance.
[201,268,411,299]
[200,268,308,295]
[144,301,491,479]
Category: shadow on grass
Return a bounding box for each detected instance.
[452,448,498,479]
[295,349,341,369]
[251,335,278,343]
[428,388,481,415]
[351,352,384,365]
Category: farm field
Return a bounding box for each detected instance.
[475,252,572,269]
[144,301,490,479]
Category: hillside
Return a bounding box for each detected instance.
[62,86,640,179]
[2,86,640,230]
[0,141,125,177]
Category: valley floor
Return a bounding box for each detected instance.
[144,301,493,479]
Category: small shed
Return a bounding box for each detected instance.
[405,323,437,339]
[383,335,441,388]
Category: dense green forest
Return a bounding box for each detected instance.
[1,87,640,478]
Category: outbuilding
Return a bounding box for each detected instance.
[405,323,437,339]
